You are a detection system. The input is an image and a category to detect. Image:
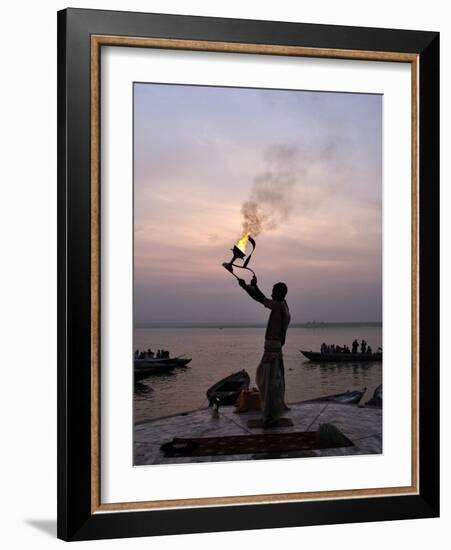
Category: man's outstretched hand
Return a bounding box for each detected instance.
[238,276,257,289]
[237,275,264,304]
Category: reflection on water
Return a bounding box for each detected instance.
[303,361,380,391]
[134,382,153,398]
[133,326,382,423]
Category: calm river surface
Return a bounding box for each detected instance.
[133,325,382,423]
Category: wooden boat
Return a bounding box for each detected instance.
[134,356,191,377]
[303,388,366,404]
[206,369,250,406]
[365,384,383,407]
[300,350,382,363]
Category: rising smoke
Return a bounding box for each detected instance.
[241,141,338,236]
[241,144,299,236]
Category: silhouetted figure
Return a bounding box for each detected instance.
[352,339,359,354]
[238,275,290,428]
[367,345,373,355]
[321,342,327,354]
[361,340,367,354]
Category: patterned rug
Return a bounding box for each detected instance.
[160,431,353,457]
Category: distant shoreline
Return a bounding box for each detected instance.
[135,322,382,329]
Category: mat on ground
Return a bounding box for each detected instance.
[160,429,353,457]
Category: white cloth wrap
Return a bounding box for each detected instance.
[256,339,286,423]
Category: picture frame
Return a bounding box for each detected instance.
[57,7,439,541]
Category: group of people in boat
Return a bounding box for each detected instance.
[320,339,375,355]
[134,348,171,360]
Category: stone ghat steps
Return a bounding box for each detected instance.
[134,401,382,465]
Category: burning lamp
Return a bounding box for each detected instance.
[222,244,246,274]
[222,232,256,279]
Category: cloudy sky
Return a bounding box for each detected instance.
[134,83,382,325]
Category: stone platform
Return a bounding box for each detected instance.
[134,401,382,466]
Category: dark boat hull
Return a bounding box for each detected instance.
[365,384,383,407]
[134,357,191,368]
[302,388,366,404]
[300,350,382,363]
[206,369,250,406]
[134,357,191,379]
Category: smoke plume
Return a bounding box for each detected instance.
[241,144,299,236]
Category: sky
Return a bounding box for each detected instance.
[134,83,382,325]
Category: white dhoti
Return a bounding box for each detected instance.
[256,340,287,423]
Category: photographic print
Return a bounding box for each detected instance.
[133,82,383,466]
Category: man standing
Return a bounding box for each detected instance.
[238,275,291,428]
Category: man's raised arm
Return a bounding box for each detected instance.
[237,276,266,304]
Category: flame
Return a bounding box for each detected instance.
[236,231,251,254]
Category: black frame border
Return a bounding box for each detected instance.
[57,8,439,541]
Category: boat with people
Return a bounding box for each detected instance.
[300,350,382,362]
[302,387,367,404]
[206,369,250,406]
[301,339,382,363]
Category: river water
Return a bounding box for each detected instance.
[133,325,382,423]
